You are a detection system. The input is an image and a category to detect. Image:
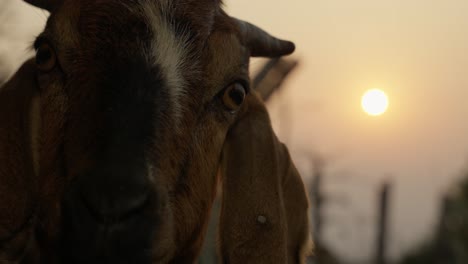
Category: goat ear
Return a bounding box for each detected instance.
[0,59,39,256]
[235,19,296,57]
[219,92,312,263]
[23,0,62,12]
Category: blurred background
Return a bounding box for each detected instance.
[2,0,468,263]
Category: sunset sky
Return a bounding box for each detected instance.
[226,0,468,262]
[2,0,468,262]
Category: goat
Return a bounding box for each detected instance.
[0,0,311,263]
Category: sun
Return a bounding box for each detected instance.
[361,89,389,116]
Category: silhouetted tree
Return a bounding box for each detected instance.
[399,168,468,264]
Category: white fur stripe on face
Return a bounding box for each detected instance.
[140,0,191,128]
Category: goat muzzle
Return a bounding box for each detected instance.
[61,167,158,263]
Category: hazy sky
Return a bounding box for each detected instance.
[226,0,468,262]
[2,0,468,262]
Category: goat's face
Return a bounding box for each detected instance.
[2,0,294,262]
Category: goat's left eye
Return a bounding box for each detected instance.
[222,83,246,112]
[35,42,56,72]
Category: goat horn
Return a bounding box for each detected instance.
[235,19,296,57]
[23,0,62,12]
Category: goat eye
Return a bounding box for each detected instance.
[35,42,56,72]
[222,83,246,112]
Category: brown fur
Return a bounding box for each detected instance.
[0,60,40,263]
[1,0,310,263]
[219,92,312,263]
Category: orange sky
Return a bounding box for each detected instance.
[226,0,468,261]
[2,0,468,262]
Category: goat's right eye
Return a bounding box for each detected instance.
[35,42,56,72]
[222,83,246,112]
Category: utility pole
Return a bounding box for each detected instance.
[310,157,324,247]
[375,181,392,264]
[433,195,453,262]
